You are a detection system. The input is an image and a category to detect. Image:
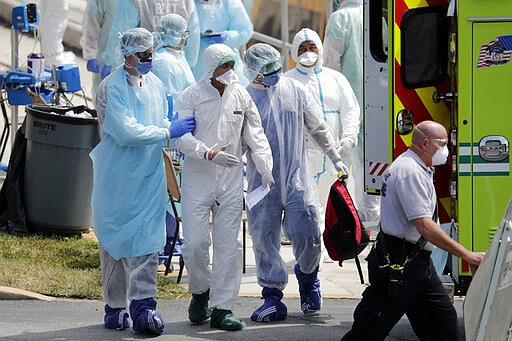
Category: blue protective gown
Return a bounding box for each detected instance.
[103,0,200,69]
[193,0,253,85]
[152,47,196,104]
[91,67,170,260]
[245,77,339,290]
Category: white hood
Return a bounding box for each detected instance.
[201,43,237,81]
[291,28,324,73]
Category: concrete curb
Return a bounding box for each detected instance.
[0,286,55,301]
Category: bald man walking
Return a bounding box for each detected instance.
[340,121,485,340]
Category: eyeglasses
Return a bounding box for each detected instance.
[415,127,448,147]
[135,50,153,62]
[429,138,448,147]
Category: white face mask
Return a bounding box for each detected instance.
[216,69,239,86]
[432,145,449,166]
[298,51,318,67]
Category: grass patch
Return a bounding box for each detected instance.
[0,232,189,300]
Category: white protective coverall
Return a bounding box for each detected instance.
[39,0,76,67]
[80,0,123,96]
[323,0,381,221]
[175,44,273,310]
[284,28,360,243]
[193,0,253,85]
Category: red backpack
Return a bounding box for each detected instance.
[323,175,371,284]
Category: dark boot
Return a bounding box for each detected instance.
[188,289,212,323]
[294,264,322,314]
[104,305,130,330]
[250,287,287,322]
[129,298,164,335]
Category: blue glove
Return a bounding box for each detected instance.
[201,32,227,44]
[101,65,112,79]
[166,95,174,120]
[168,116,195,138]
[209,32,227,44]
[86,59,100,73]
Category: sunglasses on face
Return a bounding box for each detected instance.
[135,50,153,62]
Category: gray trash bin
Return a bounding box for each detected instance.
[24,105,100,235]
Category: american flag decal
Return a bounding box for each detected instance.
[477,35,512,68]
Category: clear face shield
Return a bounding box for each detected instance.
[244,58,283,85]
[166,29,190,51]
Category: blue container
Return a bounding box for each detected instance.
[5,71,54,105]
[12,3,38,31]
[55,64,81,92]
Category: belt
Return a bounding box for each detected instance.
[378,232,431,263]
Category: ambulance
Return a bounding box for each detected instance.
[364,0,512,293]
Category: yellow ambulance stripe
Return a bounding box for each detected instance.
[393,93,413,147]
[394,22,401,65]
[439,196,452,219]
[415,87,450,126]
[404,0,429,8]
[394,0,447,149]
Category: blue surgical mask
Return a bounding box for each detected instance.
[136,61,152,75]
[262,72,281,87]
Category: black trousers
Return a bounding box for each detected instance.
[341,233,457,341]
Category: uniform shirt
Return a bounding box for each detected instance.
[380,149,436,251]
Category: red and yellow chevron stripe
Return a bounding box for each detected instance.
[392,0,452,222]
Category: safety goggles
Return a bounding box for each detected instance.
[135,50,153,62]
[416,127,448,147]
[245,62,282,83]
[429,138,448,147]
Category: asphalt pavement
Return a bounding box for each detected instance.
[0,297,465,340]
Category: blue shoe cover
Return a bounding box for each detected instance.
[130,298,165,335]
[250,287,287,322]
[294,264,322,315]
[104,305,130,330]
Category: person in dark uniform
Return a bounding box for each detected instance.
[341,120,485,340]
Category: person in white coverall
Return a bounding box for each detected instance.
[243,43,349,323]
[91,28,195,335]
[92,0,200,83]
[284,28,360,263]
[39,0,76,67]
[80,0,122,96]
[193,0,253,85]
[323,0,381,222]
[175,43,273,331]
